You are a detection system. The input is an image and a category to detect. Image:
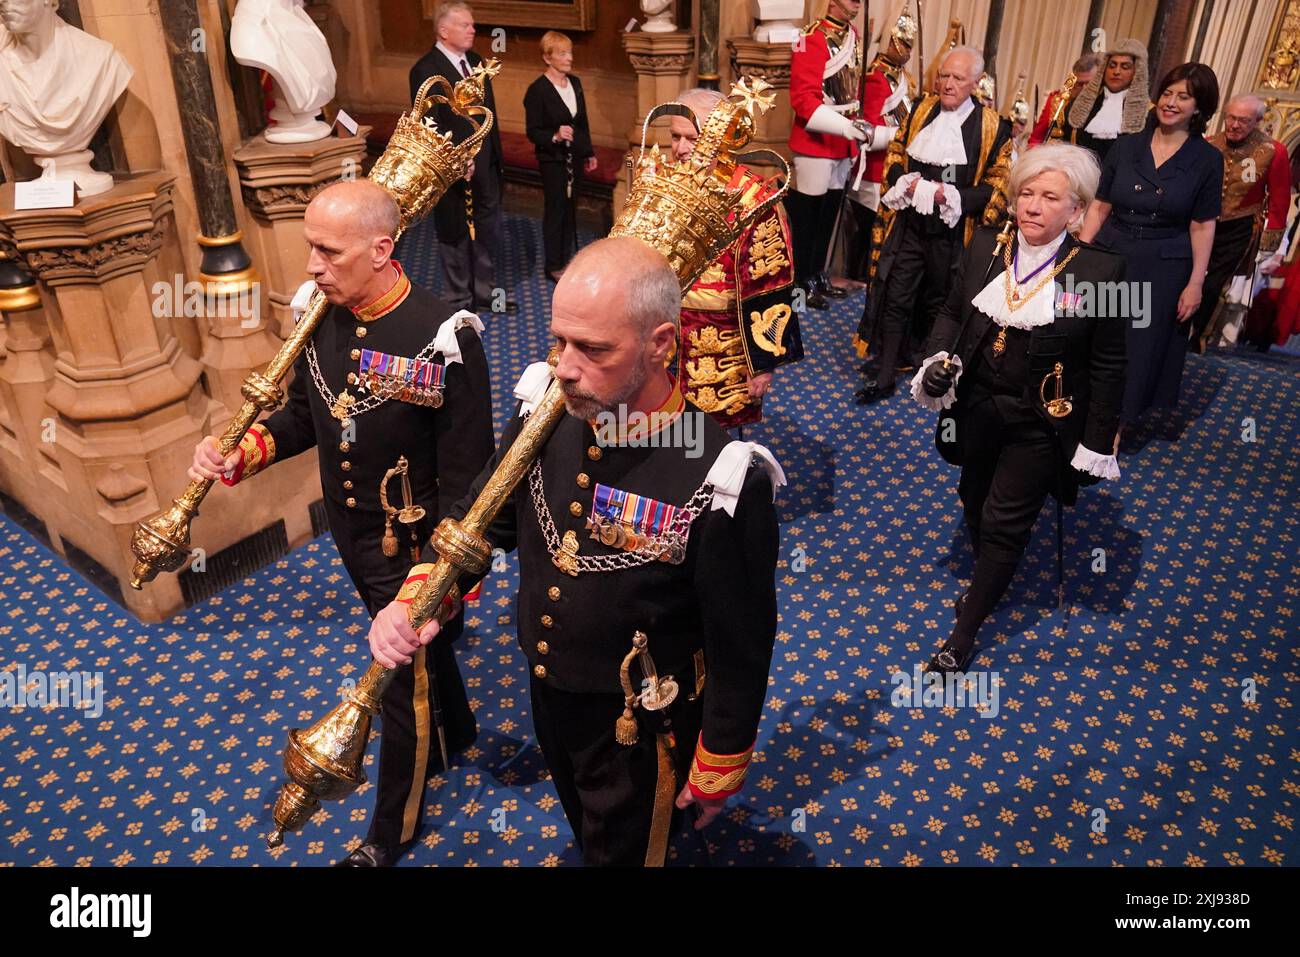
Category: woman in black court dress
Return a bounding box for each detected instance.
[524,31,597,283]
[1079,62,1222,427]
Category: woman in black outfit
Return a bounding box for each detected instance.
[524,31,597,283]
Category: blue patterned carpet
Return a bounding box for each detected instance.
[1,213,1297,867]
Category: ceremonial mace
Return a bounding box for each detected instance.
[1048,71,1079,141]
[128,62,502,590]
[267,375,569,848]
[265,77,790,849]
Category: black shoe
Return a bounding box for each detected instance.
[854,380,896,405]
[924,639,977,676]
[804,287,830,311]
[819,274,849,299]
[334,840,413,867]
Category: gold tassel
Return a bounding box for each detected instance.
[381,518,399,557]
[615,703,639,746]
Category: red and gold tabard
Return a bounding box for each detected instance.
[1210,128,1291,252]
[679,166,800,430]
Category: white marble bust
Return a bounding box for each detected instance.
[751,0,804,43]
[230,0,336,144]
[0,0,133,196]
[640,0,677,34]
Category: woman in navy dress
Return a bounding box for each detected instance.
[1080,62,1222,425]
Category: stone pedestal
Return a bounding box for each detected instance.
[233,129,370,340]
[727,36,794,175]
[620,30,697,212]
[0,171,321,621]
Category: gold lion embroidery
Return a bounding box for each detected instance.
[747,215,790,280]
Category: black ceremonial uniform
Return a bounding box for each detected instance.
[857,94,1011,394]
[224,264,494,849]
[921,228,1126,662]
[425,376,779,865]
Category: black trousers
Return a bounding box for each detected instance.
[787,187,844,284]
[873,211,963,378]
[329,511,477,848]
[1190,215,1256,346]
[529,676,702,866]
[539,159,579,274]
[956,389,1061,566]
[439,161,502,311]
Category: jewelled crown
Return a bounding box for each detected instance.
[610,77,790,290]
[368,60,501,230]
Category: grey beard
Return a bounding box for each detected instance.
[562,359,649,421]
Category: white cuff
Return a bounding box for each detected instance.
[431,310,484,366]
[806,103,864,140]
[936,185,963,228]
[881,171,921,210]
[1070,443,1121,480]
[867,122,897,152]
[909,352,962,412]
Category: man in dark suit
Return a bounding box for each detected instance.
[409,1,505,312]
[855,46,1012,405]
[913,143,1127,674]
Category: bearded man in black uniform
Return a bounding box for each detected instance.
[366,237,785,866]
[189,180,495,866]
[855,45,1012,404]
[912,143,1127,674]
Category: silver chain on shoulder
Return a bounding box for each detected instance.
[528,458,713,573]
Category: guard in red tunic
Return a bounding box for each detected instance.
[787,0,870,310]
[1191,94,1292,352]
[846,9,917,282]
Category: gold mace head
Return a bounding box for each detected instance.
[266,665,387,848]
[610,77,790,291]
[369,58,501,231]
[128,496,198,589]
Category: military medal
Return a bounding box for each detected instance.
[358,349,445,408]
[588,483,685,563]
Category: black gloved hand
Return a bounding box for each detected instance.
[921,360,957,398]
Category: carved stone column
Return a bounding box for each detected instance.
[233,130,371,341]
[620,30,697,211]
[727,36,794,173]
[0,173,201,617]
[0,252,57,528]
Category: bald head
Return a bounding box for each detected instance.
[560,237,681,336]
[303,180,402,309]
[551,237,680,420]
[310,180,401,243]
